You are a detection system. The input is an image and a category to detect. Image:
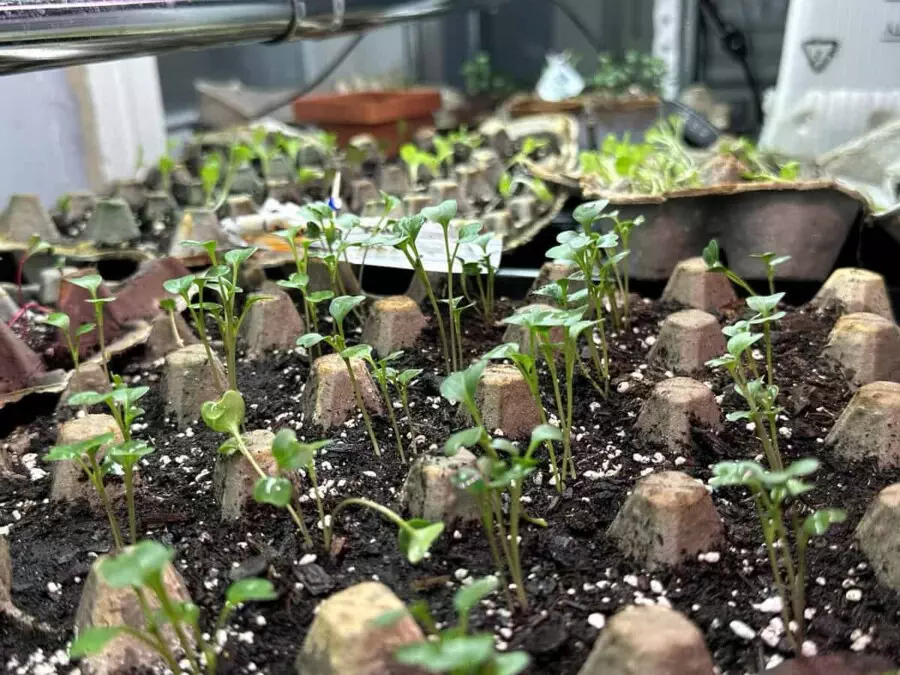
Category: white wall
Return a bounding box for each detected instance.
[0,58,166,210]
[0,69,90,208]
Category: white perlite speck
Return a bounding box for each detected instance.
[729,620,756,641]
[587,613,606,629]
[752,596,782,614]
[846,588,863,602]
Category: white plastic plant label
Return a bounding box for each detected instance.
[536,53,585,102]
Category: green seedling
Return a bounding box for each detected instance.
[373,215,453,374]
[461,51,516,98]
[544,227,617,384]
[297,295,381,456]
[157,140,177,194]
[44,311,95,371]
[710,459,846,653]
[200,144,255,210]
[387,367,422,454]
[445,423,560,610]
[707,325,784,471]
[158,298,184,351]
[422,200,471,370]
[270,429,329,543]
[163,272,226,393]
[579,117,699,195]
[68,380,151,542]
[357,191,402,289]
[172,243,269,394]
[366,351,408,463]
[381,576,530,674]
[573,199,643,326]
[704,240,790,386]
[273,222,336,356]
[69,539,276,674]
[202,390,313,546]
[325,497,444,564]
[45,432,124,549]
[459,230,497,324]
[496,137,553,206]
[68,274,114,382]
[248,127,272,182]
[484,342,562,490]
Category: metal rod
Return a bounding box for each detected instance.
[0,0,507,75]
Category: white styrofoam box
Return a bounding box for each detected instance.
[761,0,900,158]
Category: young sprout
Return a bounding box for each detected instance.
[248,127,272,182]
[710,459,845,653]
[357,191,402,289]
[707,326,784,471]
[704,240,789,386]
[374,215,452,374]
[381,576,530,674]
[750,251,792,296]
[399,143,426,186]
[200,152,223,208]
[484,342,562,490]
[444,421,560,610]
[157,140,177,194]
[459,230,497,324]
[274,223,336,355]
[270,429,329,542]
[365,351,408,462]
[544,228,618,389]
[573,199,643,326]
[298,295,381,456]
[202,390,313,546]
[163,272,226,394]
[176,243,270,394]
[67,378,152,542]
[325,496,444,565]
[44,432,124,549]
[44,311,95,371]
[201,145,255,210]
[67,274,115,382]
[69,539,276,675]
[387,367,422,453]
[158,298,184,351]
[422,200,461,369]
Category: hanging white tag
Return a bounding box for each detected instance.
[536,53,585,102]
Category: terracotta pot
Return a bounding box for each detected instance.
[292,88,442,156]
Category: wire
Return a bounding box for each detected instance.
[697,0,763,129]
[252,33,367,120]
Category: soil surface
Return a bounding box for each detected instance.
[2,291,899,675]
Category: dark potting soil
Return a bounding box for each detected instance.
[2,295,899,675]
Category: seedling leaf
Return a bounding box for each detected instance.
[99,540,173,588]
[253,476,293,507]
[69,627,125,658]
[397,519,444,564]
[226,578,277,606]
[201,390,245,434]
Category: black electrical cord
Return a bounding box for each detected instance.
[698,0,763,129]
[252,33,367,120]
